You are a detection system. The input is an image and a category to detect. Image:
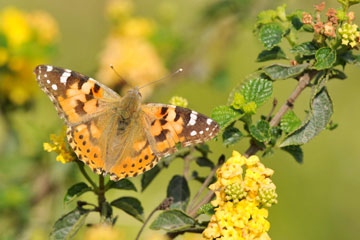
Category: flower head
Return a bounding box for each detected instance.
[338,23,360,48]
[43,126,75,164]
[169,96,188,108]
[84,225,124,240]
[203,151,277,239]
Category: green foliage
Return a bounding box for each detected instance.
[211,105,243,129]
[249,120,271,143]
[313,48,337,70]
[197,203,215,216]
[263,64,309,80]
[50,207,89,240]
[141,165,161,192]
[167,175,190,210]
[257,46,287,62]
[64,182,92,204]
[240,78,273,107]
[280,111,302,134]
[111,197,144,222]
[281,145,303,163]
[281,88,333,147]
[291,42,318,56]
[150,210,196,232]
[107,179,137,192]
[259,23,283,49]
[222,124,244,146]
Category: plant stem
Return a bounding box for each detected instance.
[187,155,224,213]
[98,175,106,221]
[244,71,314,157]
[188,190,215,218]
[76,160,98,191]
[136,198,173,240]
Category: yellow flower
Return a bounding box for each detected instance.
[0,48,8,66]
[43,127,75,164]
[107,0,133,21]
[84,225,125,240]
[28,11,58,45]
[203,151,277,240]
[169,96,188,108]
[0,7,31,48]
[96,36,167,99]
[121,18,154,38]
[338,23,360,48]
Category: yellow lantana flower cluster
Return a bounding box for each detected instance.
[338,23,360,48]
[43,127,75,164]
[169,96,188,108]
[97,0,167,99]
[0,7,58,105]
[203,151,277,240]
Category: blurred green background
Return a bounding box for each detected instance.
[0,0,360,239]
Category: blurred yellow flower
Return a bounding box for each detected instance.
[0,48,9,66]
[84,225,125,240]
[97,36,167,98]
[121,18,154,38]
[0,7,31,48]
[203,151,277,240]
[43,127,75,164]
[28,11,58,45]
[107,0,133,21]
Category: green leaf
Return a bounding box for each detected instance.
[141,165,161,192]
[263,63,309,80]
[63,182,91,204]
[167,175,190,210]
[249,120,271,142]
[108,179,137,192]
[291,42,318,56]
[256,46,287,62]
[259,23,283,49]
[195,157,214,169]
[269,126,282,145]
[197,203,215,216]
[313,47,336,70]
[281,88,333,147]
[50,208,89,240]
[211,105,243,129]
[280,110,302,134]
[328,69,347,80]
[111,197,144,222]
[240,78,273,107]
[338,52,360,65]
[222,125,244,146]
[281,145,303,163]
[150,209,195,232]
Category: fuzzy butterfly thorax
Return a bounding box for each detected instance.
[35,65,219,181]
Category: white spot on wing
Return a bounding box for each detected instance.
[46,80,50,84]
[207,118,213,125]
[60,71,71,84]
[44,74,47,78]
[188,111,198,126]
[200,131,204,135]
[47,65,53,72]
[52,84,57,90]
[65,69,71,72]
[190,130,197,136]
[206,127,209,131]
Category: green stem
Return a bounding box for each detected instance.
[76,160,98,192]
[98,175,106,221]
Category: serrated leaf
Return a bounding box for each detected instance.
[249,120,271,142]
[150,209,195,232]
[328,69,347,80]
[280,111,302,134]
[108,179,137,192]
[240,78,273,107]
[338,51,360,65]
[263,63,309,80]
[111,197,144,222]
[259,23,283,49]
[270,126,282,145]
[281,145,303,163]
[196,157,214,169]
[291,42,317,56]
[222,125,244,146]
[313,47,336,70]
[167,175,190,210]
[50,208,89,240]
[197,203,215,216]
[256,46,287,62]
[141,165,161,192]
[281,88,333,147]
[64,182,91,204]
[211,105,243,129]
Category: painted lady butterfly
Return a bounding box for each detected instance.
[34,65,219,181]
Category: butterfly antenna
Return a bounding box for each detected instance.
[139,68,183,90]
[110,64,134,88]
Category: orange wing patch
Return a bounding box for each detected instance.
[107,140,159,181]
